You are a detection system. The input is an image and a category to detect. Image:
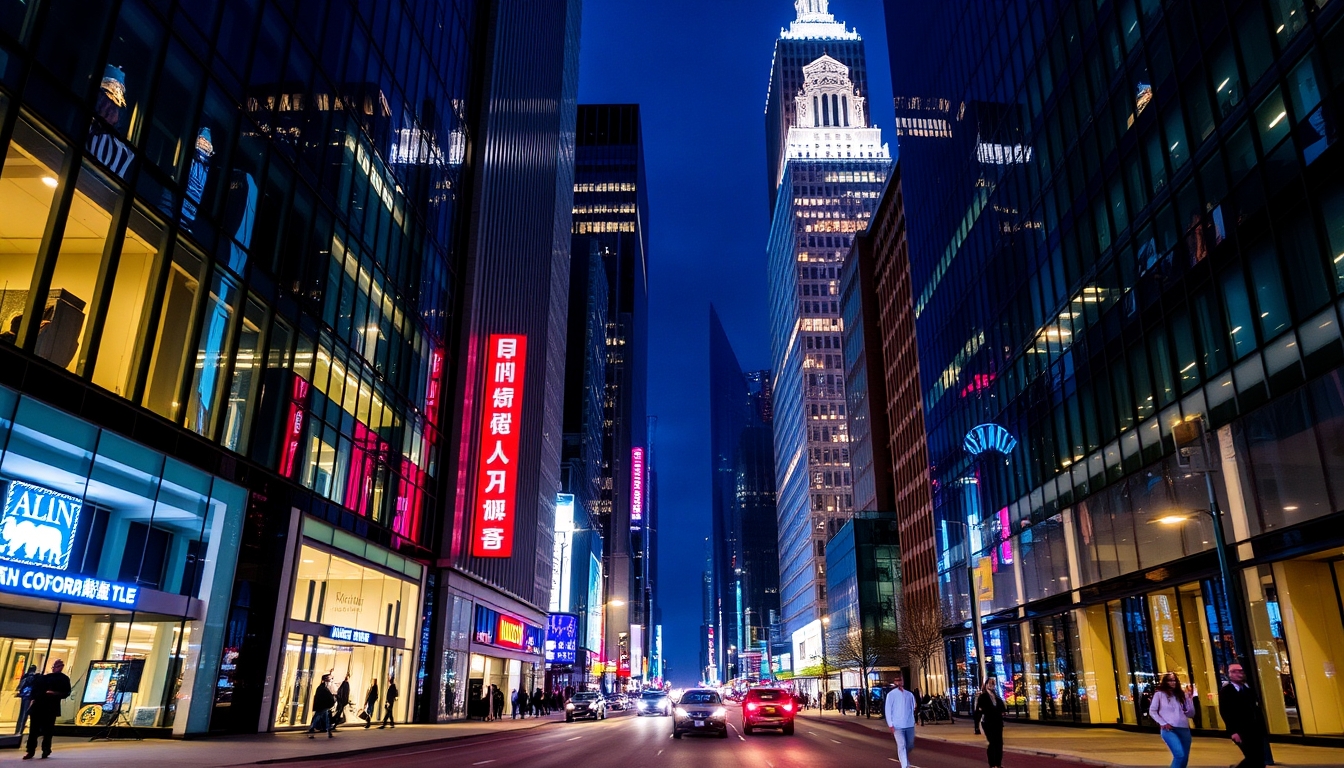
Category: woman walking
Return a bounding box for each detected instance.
[974,677,1007,768]
[1149,672,1195,768]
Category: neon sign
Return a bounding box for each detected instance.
[496,615,525,649]
[630,447,645,525]
[963,423,1017,456]
[329,625,373,644]
[472,334,528,557]
[0,563,138,608]
[1,481,83,570]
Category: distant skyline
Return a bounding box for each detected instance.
[577,0,895,684]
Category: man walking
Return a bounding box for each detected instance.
[884,673,918,768]
[22,660,71,760]
[307,673,335,738]
[334,674,351,729]
[362,680,379,728]
[15,665,37,736]
[379,678,399,728]
[1220,664,1266,768]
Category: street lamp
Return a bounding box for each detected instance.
[820,616,830,718]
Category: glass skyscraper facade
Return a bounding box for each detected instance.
[570,103,651,690]
[766,1,892,640]
[887,0,1344,739]
[709,306,780,680]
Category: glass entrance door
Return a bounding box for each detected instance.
[275,632,406,728]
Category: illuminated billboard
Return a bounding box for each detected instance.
[630,447,645,525]
[546,613,578,665]
[472,334,528,557]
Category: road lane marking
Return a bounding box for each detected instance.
[657,750,663,756]
[472,762,495,766]
[830,738,843,743]
[566,736,582,741]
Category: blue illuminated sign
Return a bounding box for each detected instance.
[0,562,138,608]
[546,613,578,665]
[963,424,1018,456]
[329,625,373,644]
[1,481,83,570]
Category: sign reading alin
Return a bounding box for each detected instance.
[1,481,83,570]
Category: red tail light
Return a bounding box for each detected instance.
[746,702,759,712]
[782,702,793,712]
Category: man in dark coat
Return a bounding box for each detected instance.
[334,675,351,727]
[379,678,399,728]
[362,681,379,728]
[23,659,71,760]
[1220,664,1266,768]
[307,674,336,738]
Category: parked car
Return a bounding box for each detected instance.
[565,691,607,721]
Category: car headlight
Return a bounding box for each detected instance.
[674,707,688,717]
[566,703,575,710]
[713,707,727,718]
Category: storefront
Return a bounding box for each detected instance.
[465,605,544,719]
[0,386,245,737]
[271,517,423,730]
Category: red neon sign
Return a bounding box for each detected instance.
[496,615,525,649]
[471,334,527,557]
[630,447,645,525]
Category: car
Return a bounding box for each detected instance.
[565,691,607,721]
[604,693,628,710]
[636,689,671,716]
[672,688,728,739]
[741,687,795,735]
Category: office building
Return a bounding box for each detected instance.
[430,0,583,721]
[0,0,533,735]
[765,0,892,643]
[709,307,780,680]
[825,510,903,689]
[886,0,1344,739]
[571,104,651,690]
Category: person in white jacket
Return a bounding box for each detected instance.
[1149,672,1195,768]
[884,674,918,768]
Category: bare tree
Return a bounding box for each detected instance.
[898,597,950,695]
[826,624,904,717]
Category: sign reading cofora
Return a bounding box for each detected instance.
[0,563,138,608]
[1,481,83,570]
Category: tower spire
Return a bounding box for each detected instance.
[794,0,833,23]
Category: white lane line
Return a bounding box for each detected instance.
[808,731,817,735]
[657,750,663,756]
[566,736,582,741]
[472,761,495,766]
[830,738,843,744]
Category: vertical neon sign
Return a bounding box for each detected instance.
[472,335,527,557]
[630,447,645,525]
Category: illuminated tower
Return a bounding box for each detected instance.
[765,1,891,641]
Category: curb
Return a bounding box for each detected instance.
[798,716,1112,767]
[248,718,566,765]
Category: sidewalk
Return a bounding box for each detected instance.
[794,709,1344,767]
[1,712,568,766]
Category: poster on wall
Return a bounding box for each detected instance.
[471,334,528,557]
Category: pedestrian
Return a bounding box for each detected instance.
[1150,671,1194,768]
[493,685,505,720]
[362,681,379,728]
[1220,664,1266,768]
[334,674,351,729]
[883,674,918,768]
[379,678,399,728]
[533,688,545,716]
[307,673,335,739]
[22,659,71,760]
[511,689,520,719]
[15,665,37,736]
[974,677,1007,768]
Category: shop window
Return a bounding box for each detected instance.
[41,161,121,373]
[91,208,165,397]
[1178,582,1226,729]
[0,119,66,349]
[185,270,239,438]
[1244,565,1301,734]
[143,244,206,421]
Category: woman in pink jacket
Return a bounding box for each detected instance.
[1148,672,1195,768]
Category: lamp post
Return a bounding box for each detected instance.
[820,616,830,717]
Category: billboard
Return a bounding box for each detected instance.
[546,613,578,665]
[1,481,83,570]
[472,334,528,557]
[630,625,643,680]
[630,447,645,525]
[586,554,603,652]
[550,494,575,612]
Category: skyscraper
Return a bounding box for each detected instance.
[709,307,780,680]
[886,0,1344,738]
[765,0,892,641]
[431,0,583,721]
[571,104,650,690]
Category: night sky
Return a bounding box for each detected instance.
[577,0,895,685]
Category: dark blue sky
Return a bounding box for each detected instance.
[577,0,895,686]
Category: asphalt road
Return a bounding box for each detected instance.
[312,705,1083,768]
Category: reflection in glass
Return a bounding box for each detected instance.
[44,162,121,372]
[0,120,65,348]
[92,209,164,396]
[144,245,205,421]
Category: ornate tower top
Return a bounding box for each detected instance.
[794,0,833,23]
[782,0,857,40]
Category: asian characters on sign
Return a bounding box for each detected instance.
[472,335,528,557]
[546,613,578,665]
[1,481,83,570]
[629,447,645,525]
